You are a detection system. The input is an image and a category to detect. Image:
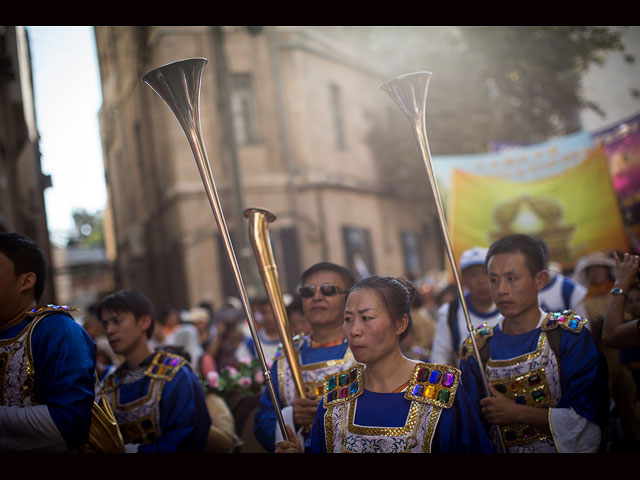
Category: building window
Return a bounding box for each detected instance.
[342,226,374,280]
[330,84,347,150]
[231,73,261,145]
[278,227,302,296]
[401,231,424,281]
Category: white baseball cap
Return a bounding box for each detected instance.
[460,247,488,271]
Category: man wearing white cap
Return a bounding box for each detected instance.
[430,247,501,366]
[536,238,588,318]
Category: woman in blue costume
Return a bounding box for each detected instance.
[276,276,495,453]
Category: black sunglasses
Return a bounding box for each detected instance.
[298,284,347,298]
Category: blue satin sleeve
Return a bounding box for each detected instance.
[31,313,97,449]
[308,401,328,453]
[556,329,609,428]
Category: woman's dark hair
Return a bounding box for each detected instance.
[96,289,155,338]
[349,275,415,341]
[0,232,47,302]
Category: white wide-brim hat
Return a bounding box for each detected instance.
[573,251,615,286]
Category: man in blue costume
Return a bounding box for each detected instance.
[253,262,357,452]
[97,289,211,452]
[0,232,96,452]
[459,234,609,453]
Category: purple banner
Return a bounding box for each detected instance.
[593,113,640,251]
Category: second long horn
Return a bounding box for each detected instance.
[244,207,307,400]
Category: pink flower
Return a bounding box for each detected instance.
[207,371,219,388]
[254,370,264,384]
[224,366,238,377]
[238,377,252,388]
[238,356,252,365]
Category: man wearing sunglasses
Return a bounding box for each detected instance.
[253,262,356,452]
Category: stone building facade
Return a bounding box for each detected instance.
[94,26,441,311]
[0,26,54,302]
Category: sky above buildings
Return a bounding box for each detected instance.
[26,26,106,246]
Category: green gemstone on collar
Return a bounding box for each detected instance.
[437,389,450,403]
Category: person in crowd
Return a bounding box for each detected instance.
[253,262,357,452]
[244,298,282,363]
[188,306,214,350]
[400,287,436,361]
[459,234,609,453]
[82,316,121,380]
[152,305,203,371]
[535,238,588,318]
[604,252,640,348]
[576,250,640,448]
[430,247,501,366]
[276,276,495,453]
[287,295,311,336]
[185,306,217,377]
[574,251,617,334]
[434,284,457,310]
[0,232,97,452]
[618,282,640,390]
[97,289,211,452]
[208,307,249,372]
[602,252,640,450]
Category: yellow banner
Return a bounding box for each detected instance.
[448,146,629,269]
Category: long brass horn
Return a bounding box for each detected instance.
[244,208,307,400]
[142,58,288,439]
[380,72,505,452]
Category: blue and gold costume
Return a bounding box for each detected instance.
[308,362,495,453]
[253,336,356,452]
[458,309,609,453]
[102,349,211,452]
[0,305,96,451]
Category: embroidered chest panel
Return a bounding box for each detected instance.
[103,351,186,445]
[485,332,561,449]
[326,396,440,453]
[322,363,459,453]
[0,306,77,407]
[277,347,356,406]
[0,320,37,406]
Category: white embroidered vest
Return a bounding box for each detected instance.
[485,331,561,452]
[322,363,460,453]
[276,340,356,406]
[0,316,42,406]
[103,350,187,445]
